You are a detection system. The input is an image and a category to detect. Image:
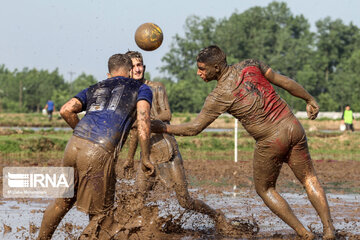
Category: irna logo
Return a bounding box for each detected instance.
[3,167,74,198]
[7,172,69,188]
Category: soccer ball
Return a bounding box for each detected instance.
[134,23,163,51]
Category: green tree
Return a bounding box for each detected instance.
[21,68,66,112]
[161,15,218,81]
[160,1,315,112]
[330,49,360,111]
[69,73,97,96]
[0,65,22,112]
[314,17,360,94]
[0,65,69,112]
[160,15,218,112]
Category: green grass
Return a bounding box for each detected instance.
[0,130,70,153]
[0,113,70,127]
[0,140,21,152]
[1,124,359,162]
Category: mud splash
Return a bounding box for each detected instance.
[77,179,258,239]
[0,185,359,239]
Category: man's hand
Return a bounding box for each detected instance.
[306,99,319,120]
[151,119,167,133]
[141,157,155,176]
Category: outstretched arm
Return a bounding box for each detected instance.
[152,94,229,136]
[60,98,83,129]
[265,69,319,120]
[137,100,154,175]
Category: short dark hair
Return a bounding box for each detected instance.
[125,50,143,63]
[108,54,132,73]
[196,45,227,66]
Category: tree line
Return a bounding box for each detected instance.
[0,66,97,112]
[155,1,360,113]
[1,1,359,113]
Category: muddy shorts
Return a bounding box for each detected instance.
[156,152,187,190]
[63,135,116,215]
[253,115,313,180]
[137,133,185,190]
[149,133,177,164]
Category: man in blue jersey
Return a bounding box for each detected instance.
[37,54,154,240]
[44,100,55,121]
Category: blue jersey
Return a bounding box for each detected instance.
[47,100,54,111]
[73,76,152,152]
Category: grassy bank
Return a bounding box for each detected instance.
[1,128,359,166]
[0,113,67,127]
[1,112,360,130]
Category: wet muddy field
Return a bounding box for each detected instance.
[1,159,359,239]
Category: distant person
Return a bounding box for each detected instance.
[152,45,335,239]
[44,100,55,121]
[37,53,154,240]
[341,104,355,132]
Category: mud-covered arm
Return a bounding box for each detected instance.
[155,82,172,122]
[152,94,229,136]
[265,69,319,120]
[137,100,154,175]
[60,98,83,129]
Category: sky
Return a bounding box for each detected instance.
[1,0,360,82]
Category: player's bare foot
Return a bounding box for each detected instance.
[321,224,336,240]
[323,229,336,240]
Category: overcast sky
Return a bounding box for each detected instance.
[1,0,359,82]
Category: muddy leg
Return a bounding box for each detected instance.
[253,150,314,239]
[164,154,219,218]
[161,154,244,236]
[173,183,232,232]
[167,155,254,236]
[37,197,76,240]
[288,142,335,239]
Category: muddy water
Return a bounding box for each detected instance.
[0,187,359,239]
[0,199,88,239]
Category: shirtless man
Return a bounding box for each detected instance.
[37,54,153,239]
[152,45,336,239]
[123,51,244,236]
